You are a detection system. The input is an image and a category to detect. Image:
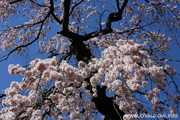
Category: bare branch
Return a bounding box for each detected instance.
[69,0,84,15]
[49,0,63,24]
[144,0,150,3]
[13,20,46,29]
[81,0,129,41]
[9,0,23,4]
[116,0,120,12]
[59,0,129,41]
[29,0,48,7]
[63,0,71,31]
[119,0,129,14]
[115,21,157,34]
[51,12,63,24]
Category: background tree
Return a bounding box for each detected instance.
[0,0,180,119]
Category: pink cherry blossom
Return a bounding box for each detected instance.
[0,0,180,119]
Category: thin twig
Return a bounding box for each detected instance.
[0,12,50,62]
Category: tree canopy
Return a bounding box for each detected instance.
[0,0,180,120]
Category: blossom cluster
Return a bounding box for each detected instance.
[0,0,180,119]
[84,39,177,116]
[1,56,96,120]
[1,38,179,119]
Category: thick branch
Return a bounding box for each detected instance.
[63,0,71,31]
[49,0,54,11]
[58,30,82,40]
[69,40,92,63]
[81,0,129,41]
[116,0,120,12]
[58,1,129,118]
[92,86,124,120]
[0,94,6,99]
[59,0,129,42]
[9,0,23,4]
[85,77,124,119]
[144,0,150,3]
